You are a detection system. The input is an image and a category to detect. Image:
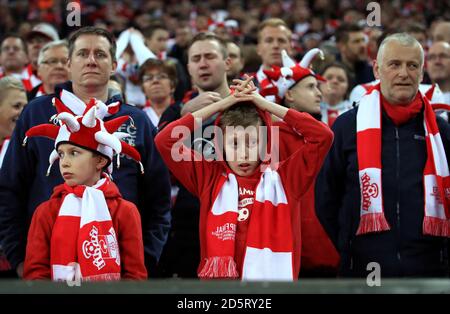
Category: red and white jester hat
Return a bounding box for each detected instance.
[24,89,143,176]
[260,48,326,100]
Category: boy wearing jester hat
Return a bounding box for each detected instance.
[0,27,170,278]
[155,76,333,280]
[23,95,147,281]
[261,48,340,277]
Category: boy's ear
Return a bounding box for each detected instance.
[284,90,294,104]
[96,156,109,170]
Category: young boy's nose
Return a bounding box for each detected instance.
[60,157,70,167]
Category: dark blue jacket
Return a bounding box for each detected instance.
[316,105,450,277]
[0,81,171,272]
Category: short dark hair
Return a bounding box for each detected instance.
[187,32,228,59]
[142,22,168,40]
[224,39,244,59]
[335,23,364,44]
[138,58,178,88]
[219,102,263,129]
[68,26,116,62]
[0,33,27,54]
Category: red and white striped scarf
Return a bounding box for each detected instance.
[256,66,279,104]
[320,100,353,127]
[199,168,294,281]
[356,84,450,236]
[35,85,46,98]
[21,64,41,92]
[0,137,10,169]
[158,51,167,60]
[50,176,121,282]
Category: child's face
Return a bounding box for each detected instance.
[287,76,322,114]
[58,143,107,187]
[223,126,261,177]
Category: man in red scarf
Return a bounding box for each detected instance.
[316,33,450,277]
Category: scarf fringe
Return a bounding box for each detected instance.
[356,213,390,235]
[198,256,239,279]
[83,273,121,281]
[423,216,450,237]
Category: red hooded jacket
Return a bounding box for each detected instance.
[155,107,333,277]
[24,180,147,280]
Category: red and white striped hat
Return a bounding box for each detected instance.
[24,90,143,175]
[260,48,326,100]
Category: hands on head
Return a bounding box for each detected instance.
[225,74,269,111]
[230,74,257,97]
[193,74,281,119]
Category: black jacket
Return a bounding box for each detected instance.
[316,105,450,277]
[155,94,217,278]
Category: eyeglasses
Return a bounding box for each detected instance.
[142,73,170,82]
[41,58,68,66]
[427,53,450,62]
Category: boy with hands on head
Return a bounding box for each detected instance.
[155,76,333,280]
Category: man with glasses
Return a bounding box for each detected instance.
[0,35,29,87]
[28,40,69,100]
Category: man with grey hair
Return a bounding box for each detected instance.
[28,40,69,100]
[316,33,450,277]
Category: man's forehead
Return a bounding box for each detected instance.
[74,35,110,50]
[260,26,290,39]
[153,29,169,36]
[429,42,450,53]
[383,42,421,58]
[2,37,22,47]
[44,46,68,56]
[189,40,222,56]
[348,31,365,40]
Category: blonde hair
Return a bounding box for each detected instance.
[0,76,25,105]
[257,18,292,42]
